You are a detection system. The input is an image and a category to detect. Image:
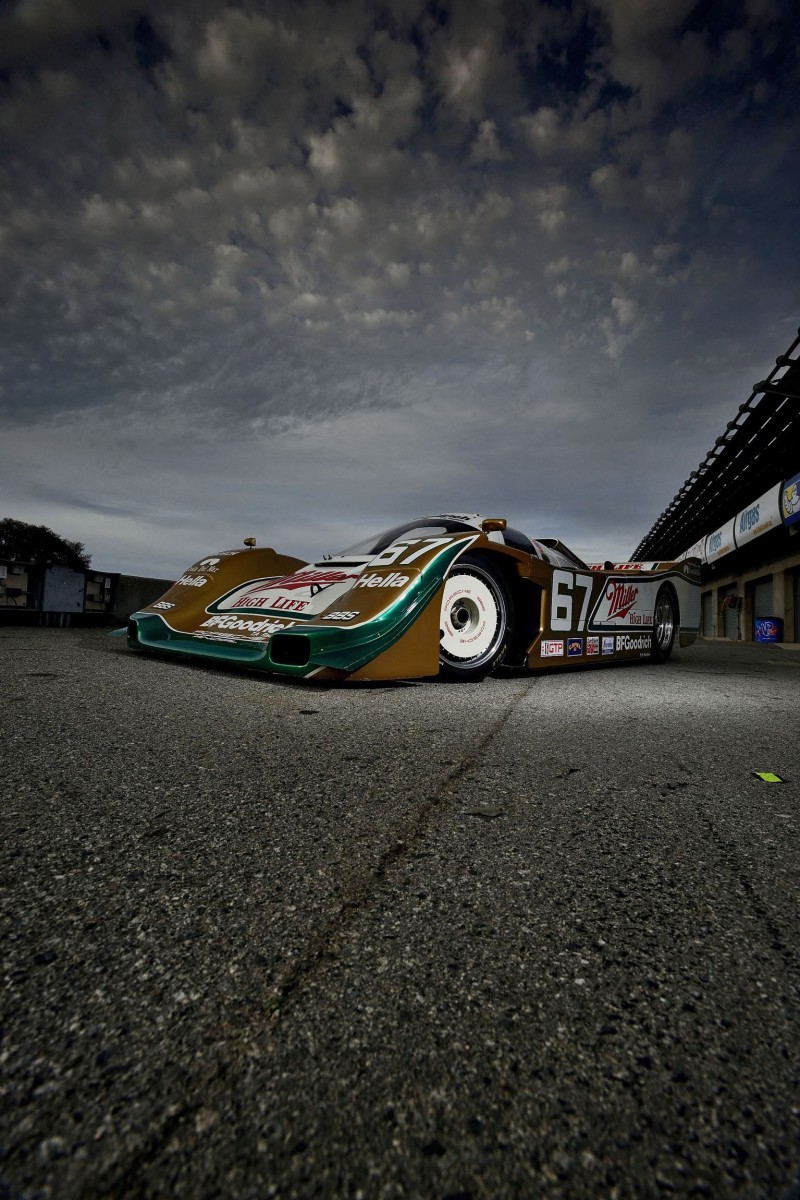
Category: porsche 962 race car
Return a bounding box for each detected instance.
[126,514,700,682]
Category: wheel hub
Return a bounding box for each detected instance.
[450,601,476,631]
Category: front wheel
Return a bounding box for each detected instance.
[438,555,512,681]
[651,585,676,663]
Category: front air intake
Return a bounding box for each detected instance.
[269,633,311,667]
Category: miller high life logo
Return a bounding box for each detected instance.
[258,569,357,593]
[212,567,361,617]
[604,580,639,621]
[233,569,359,610]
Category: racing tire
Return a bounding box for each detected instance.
[438,555,512,681]
[651,585,676,663]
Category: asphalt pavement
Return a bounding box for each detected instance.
[1,628,799,1199]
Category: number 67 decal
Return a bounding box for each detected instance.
[550,570,594,632]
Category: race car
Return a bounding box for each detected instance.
[125,514,701,682]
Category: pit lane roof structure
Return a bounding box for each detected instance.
[632,329,800,561]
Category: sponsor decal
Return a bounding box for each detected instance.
[590,576,652,628]
[589,562,649,572]
[213,566,360,617]
[322,610,359,621]
[176,574,208,588]
[263,596,307,611]
[567,638,583,657]
[586,636,599,656]
[616,634,651,652]
[540,640,564,658]
[195,557,221,572]
[605,581,639,621]
[200,615,288,636]
[151,600,175,610]
[601,636,614,654]
[259,569,357,593]
[355,572,411,589]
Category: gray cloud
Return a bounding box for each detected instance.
[0,0,798,574]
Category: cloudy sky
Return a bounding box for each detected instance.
[1,0,798,576]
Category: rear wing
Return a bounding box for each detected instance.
[586,559,701,580]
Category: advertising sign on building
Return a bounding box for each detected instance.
[734,482,783,549]
[678,538,706,564]
[705,518,736,564]
[782,472,800,528]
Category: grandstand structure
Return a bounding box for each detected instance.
[633,328,800,643]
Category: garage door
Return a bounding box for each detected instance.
[753,577,774,619]
[702,592,712,636]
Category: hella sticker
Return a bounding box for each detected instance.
[355,572,411,589]
[175,574,208,588]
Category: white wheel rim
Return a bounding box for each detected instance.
[440,571,500,663]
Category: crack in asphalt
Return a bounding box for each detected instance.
[267,675,536,1016]
[98,676,537,1197]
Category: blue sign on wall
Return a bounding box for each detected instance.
[782,473,800,528]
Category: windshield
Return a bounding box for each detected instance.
[337,518,478,558]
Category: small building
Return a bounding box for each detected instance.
[0,560,34,612]
[0,561,173,625]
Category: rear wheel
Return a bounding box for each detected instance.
[438,555,512,681]
[651,586,676,663]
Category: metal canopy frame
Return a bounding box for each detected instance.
[631,329,800,561]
